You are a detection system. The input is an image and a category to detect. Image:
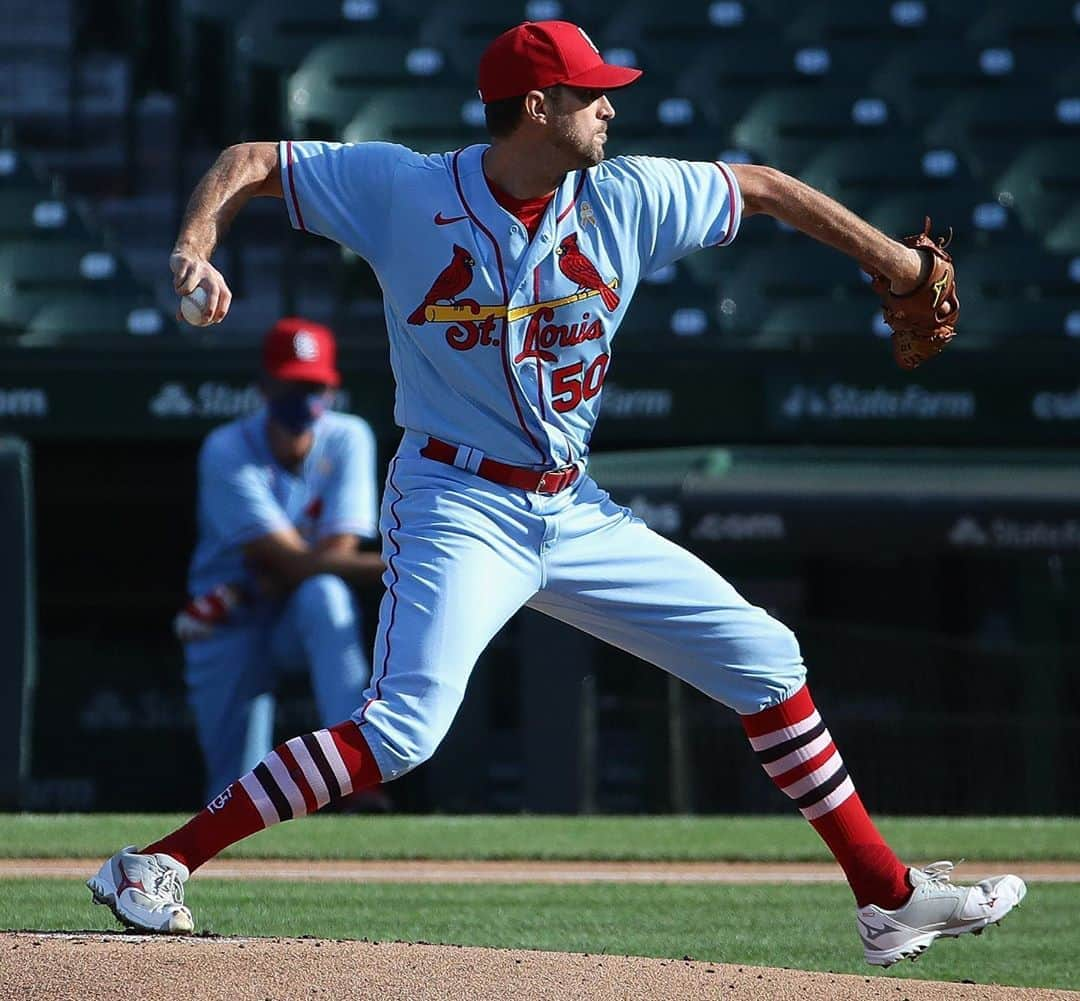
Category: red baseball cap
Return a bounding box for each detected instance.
[478,21,642,104]
[262,317,341,387]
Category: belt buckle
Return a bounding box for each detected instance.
[537,465,577,495]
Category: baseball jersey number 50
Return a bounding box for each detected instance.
[551,353,611,413]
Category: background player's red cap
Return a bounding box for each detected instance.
[262,317,341,387]
[477,21,642,104]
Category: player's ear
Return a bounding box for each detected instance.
[523,89,549,126]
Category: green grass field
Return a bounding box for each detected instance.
[2,814,1077,990]
[1,813,1078,860]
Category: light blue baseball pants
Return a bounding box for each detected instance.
[354,432,806,782]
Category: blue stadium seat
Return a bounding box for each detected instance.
[232,0,415,138]
[429,1,624,86]
[924,89,1080,183]
[706,243,873,338]
[797,139,973,216]
[19,294,171,345]
[618,261,718,344]
[1047,204,1080,254]
[733,86,903,174]
[0,191,92,240]
[870,40,1055,128]
[595,85,707,153]
[615,0,781,42]
[966,1,1080,45]
[0,240,140,295]
[0,145,49,191]
[342,87,488,150]
[677,39,851,126]
[994,140,1080,235]
[286,37,454,139]
[959,298,1080,342]
[758,300,888,348]
[864,193,1025,254]
[780,0,959,43]
[959,246,1080,339]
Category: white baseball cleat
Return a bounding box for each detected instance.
[87,845,194,934]
[857,860,1026,967]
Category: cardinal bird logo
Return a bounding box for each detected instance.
[408,244,475,325]
[556,233,620,312]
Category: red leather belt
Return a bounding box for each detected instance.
[420,437,581,495]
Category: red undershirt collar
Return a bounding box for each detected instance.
[485,176,555,240]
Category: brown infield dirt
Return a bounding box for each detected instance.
[3,860,1079,1001]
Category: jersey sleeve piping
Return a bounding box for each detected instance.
[712,161,743,247]
[281,140,308,233]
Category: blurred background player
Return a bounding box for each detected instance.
[173,316,385,802]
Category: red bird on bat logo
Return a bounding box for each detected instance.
[556,233,620,312]
[408,244,475,325]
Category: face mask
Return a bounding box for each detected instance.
[268,390,329,435]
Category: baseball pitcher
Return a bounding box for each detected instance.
[89,21,1018,969]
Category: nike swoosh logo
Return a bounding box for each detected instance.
[434,212,468,226]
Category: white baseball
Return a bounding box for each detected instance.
[180,286,211,326]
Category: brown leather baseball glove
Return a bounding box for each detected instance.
[868,217,959,371]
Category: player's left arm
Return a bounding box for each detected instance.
[728,163,927,294]
[729,163,958,369]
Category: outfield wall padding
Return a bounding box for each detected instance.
[0,437,36,808]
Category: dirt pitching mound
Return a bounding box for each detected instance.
[3,933,1077,1001]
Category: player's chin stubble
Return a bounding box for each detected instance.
[551,119,606,168]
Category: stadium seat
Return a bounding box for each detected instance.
[1047,204,1080,254]
[962,246,1080,302]
[779,0,958,43]
[593,85,706,145]
[677,39,849,127]
[286,37,454,139]
[0,290,50,336]
[797,139,972,217]
[870,40,1054,128]
[863,193,1025,254]
[232,0,415,139]
[966,1,1080,45]
[0,145,49,191]
[732,87,903,174]
[924,89,1080,183]
[706,243,873,338]
[428,1,623,85]
[618,261,718,344]
[959,246,1080,339]
[342,87,488,151]
[958,298,1080,342]
[614,0,781,42]
[0,190,92,240]
[18,294,171,345]
[757,300,889,348]
[994,140,1080,235]
[0,240,140,295]
[423,0,618,46]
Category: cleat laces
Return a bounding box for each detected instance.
[151,865,186,907]
[921,860,956,882]
[917,860,962,895]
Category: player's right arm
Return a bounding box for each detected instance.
[243,530,384,592]
[171,142,283,324]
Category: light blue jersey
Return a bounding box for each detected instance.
[281,141,741,466]
[272,136,803,788]
[188,408,378,600]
